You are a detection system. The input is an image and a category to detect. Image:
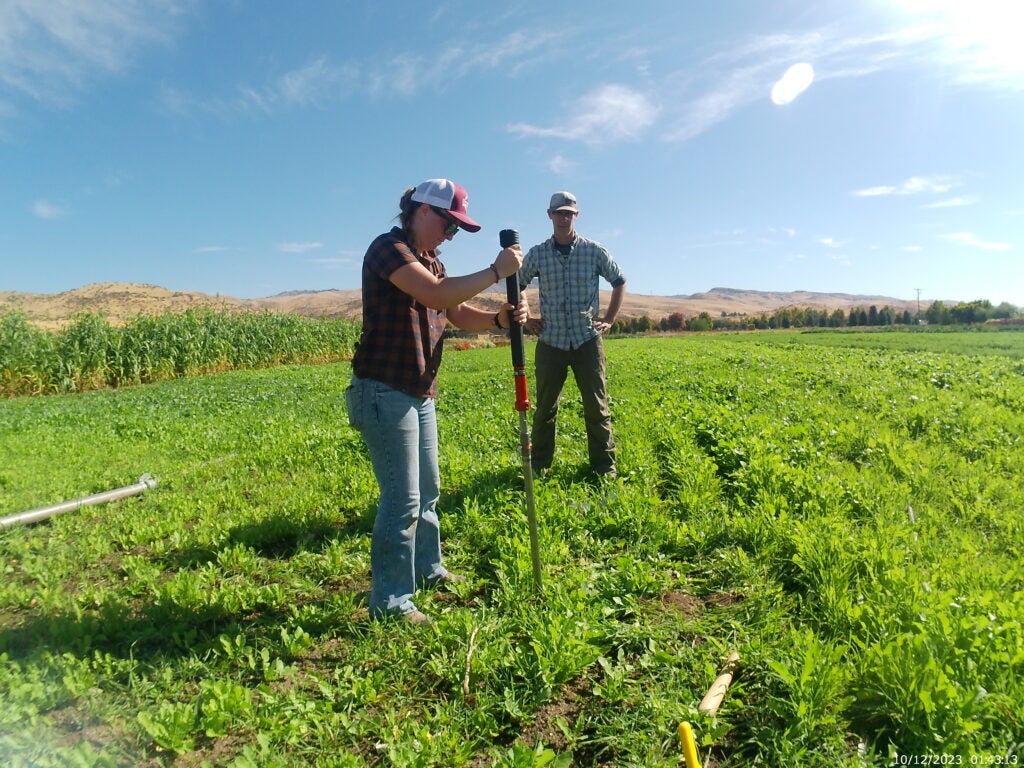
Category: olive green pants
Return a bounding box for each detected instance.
[530,337,616,475]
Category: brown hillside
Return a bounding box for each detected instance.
[0,283,248,330]
[0,282,920,330]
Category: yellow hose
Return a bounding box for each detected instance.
[678,722,701,768]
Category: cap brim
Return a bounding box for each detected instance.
[551,206,577,212]
[450,212,481,232]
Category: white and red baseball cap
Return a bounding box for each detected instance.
[411,179,481,232]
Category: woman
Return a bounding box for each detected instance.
[346,179,525,625]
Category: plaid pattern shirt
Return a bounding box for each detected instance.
[351,227,448,398]
[520,234,626,351]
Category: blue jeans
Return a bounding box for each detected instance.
[345,376,448,617]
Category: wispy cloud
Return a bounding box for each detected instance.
[309,256,357,267]
[167,29,562,118]
[922,196,976,208]
[679,237,749,251]
[508,84,659,145]
[629,7,1024,146]
[278,241,323,254]
[941,232,1011,251]
[818,237,847,248]
[660,62,769,142]
[852,176,956,197]
[654,27,902,143]
[276,58,358,108]
[31,199,66,219]
[9,1,1020,154]
[547,154,576,175]
[684,227,800,251]
[160,57,360,119]
[196,245,230,254]
[369,30,560,97]
[0,1,180,106]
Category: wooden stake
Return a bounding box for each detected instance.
[698,651,740,715]
[462,626,480,700]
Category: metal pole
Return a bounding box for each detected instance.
[501,228,543,591]
[0,474,158,529]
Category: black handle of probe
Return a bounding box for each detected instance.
[499,229,529,410]
[499,229,525,368]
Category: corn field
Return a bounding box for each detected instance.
[0,309,360,397]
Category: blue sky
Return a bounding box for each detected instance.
[2,0,1022,307]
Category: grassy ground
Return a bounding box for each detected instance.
[1,330,1022,766]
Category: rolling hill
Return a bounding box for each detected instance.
[0,283,921,330]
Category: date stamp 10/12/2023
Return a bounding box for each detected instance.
[890,751,1021,766]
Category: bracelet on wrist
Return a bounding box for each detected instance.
[488,264,500,283]
[493,312,503,330]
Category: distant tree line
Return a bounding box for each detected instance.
[608,299,1022,334]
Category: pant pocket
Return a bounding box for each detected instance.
[344,381,363,430]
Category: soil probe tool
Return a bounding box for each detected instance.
[500,228,543,591]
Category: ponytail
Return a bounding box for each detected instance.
[398,187,420,238]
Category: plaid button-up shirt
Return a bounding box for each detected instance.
[352,227,448,398]
[520,234,626,351]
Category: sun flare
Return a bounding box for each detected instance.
[891,0,1024,82]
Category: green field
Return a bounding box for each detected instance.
[2,329,1023,766]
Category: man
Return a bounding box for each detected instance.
[520,191,626,479]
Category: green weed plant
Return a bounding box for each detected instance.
[1,329,1022,766]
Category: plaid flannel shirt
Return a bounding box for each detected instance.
[519,234,626,351]
[351,227,448,398]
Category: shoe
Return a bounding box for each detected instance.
[596,467,618,480]
[402,610,433,626]
[422,571,467,589]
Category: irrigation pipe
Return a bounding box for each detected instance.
[0,474,158,529]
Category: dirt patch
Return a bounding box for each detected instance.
[705,591,745,608]
[662,591,704,619]
[468,675,594,767]
[520,675,592,753]
[46,704,160,767]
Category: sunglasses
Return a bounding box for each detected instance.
[431,207,460,237]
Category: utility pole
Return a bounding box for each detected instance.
[915,288,922,322]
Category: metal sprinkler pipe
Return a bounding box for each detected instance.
[0,474,158,529]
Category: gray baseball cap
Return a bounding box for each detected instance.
[548,191,578,212]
